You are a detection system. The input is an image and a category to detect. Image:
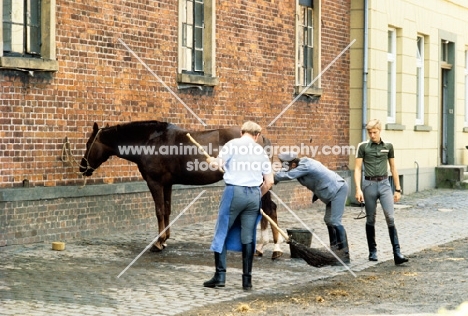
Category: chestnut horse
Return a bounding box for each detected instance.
[80,120,283,258]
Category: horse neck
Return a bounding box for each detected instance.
[99,127,151,164]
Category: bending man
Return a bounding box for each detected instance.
[274,152,350,263]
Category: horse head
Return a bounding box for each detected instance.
[80,122,111,177]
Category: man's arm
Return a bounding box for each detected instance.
[388,158,401,202]
[354,157,364,203]
[274,162,309,182]
[261,172,274,196]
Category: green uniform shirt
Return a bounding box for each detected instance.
[356,139,395,177]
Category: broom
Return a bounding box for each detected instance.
[260,209,340,267]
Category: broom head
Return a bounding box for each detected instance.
[288,239,342,267]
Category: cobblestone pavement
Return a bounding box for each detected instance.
[1,188,467,315]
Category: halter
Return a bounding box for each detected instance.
[81,128,103,175]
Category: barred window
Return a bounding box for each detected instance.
[2,0,41,57]
[0,0,57,71]
[178,0,218,87]
[295,0,321,96]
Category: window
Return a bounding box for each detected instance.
[387,29,396,123]
[181,0,203,73]
[416,36,425,125]
[442,40,450,63]
[3,0,41,56]
[465,50,468,127]
[295,0,321,96]
[0,0,58,71]
[298,5,313,86]
[177,0,218,86]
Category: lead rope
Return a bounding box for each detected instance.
[61,137,88,187]
[354,202,367,220]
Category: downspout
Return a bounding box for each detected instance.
[362,0,369,141]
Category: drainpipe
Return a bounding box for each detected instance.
[414,161,419,192]
[362,0,369,141]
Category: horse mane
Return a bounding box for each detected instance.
[100,120,179,144]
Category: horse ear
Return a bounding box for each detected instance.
[105,123,109,128]
[93,122,99,132]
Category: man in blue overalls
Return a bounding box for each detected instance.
[204,121,273,290]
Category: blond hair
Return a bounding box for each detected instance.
[241,121,262,136]
[366,119,382,130]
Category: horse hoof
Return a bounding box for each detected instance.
[150,244,164,252]
[271,251,283,260]
[255,250,263,257]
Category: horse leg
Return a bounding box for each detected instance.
[268,209,284,260]
[260,191,283,259]
[255,217,269,257]
[146,180,167,252]
[162,185,173,248]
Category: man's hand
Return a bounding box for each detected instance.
[355,189,364,203]
[206,157,220,170]
[261,173,274,196]
[394,191,401,203]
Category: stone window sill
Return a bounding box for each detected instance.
[0,56,58,72]
[414,125,432,132]
[294,86,323,97]
[385,123,405,131]
[177,73,219,87]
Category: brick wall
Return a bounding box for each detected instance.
[0,180,315,246]
[1,0,350,245]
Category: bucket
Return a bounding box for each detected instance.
[286,228,313,258]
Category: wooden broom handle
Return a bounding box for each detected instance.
[186,133,225,173]
[260,209,290,241]
[186,133,211,159]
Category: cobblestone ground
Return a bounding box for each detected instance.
[1,188,467,315]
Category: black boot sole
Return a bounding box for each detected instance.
[203,283,225,288]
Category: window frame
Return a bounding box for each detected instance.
[177,0,218,87]
[295,0,322,96]
[415,35,425,126]
[0,0,58,72]
[465,49,468,127]
[387,28,397,124]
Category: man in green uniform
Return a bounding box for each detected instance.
[354,119,409,265]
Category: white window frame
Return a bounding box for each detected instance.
[295,0,322,96]
[465,50,468,127]
[0,0,58,71]
[387,28,397,124]
[177,0,218,87]
[415,35,425,125]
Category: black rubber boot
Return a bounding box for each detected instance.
[388,226,409,265]
[366,224,378,261]
[242,243,254,290]
[334,225,350,263]
[327,225,338,250]
[203,250,226,288]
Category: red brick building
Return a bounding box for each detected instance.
[0,0,351,245]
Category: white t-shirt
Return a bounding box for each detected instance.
[218,135,271,187]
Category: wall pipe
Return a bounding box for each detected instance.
[414,161,419,193]
[362,0,369,141]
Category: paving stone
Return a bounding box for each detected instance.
[1,189,467,315]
